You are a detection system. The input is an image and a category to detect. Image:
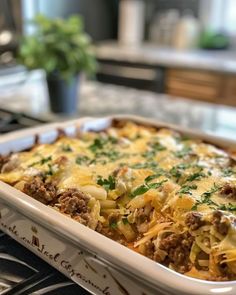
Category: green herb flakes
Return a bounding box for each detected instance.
[186,172,206,182]
[61,144,72,152]
[97,175,116,191]
[174,146,192,159]
[191,183,220,210]
[29,156,52,167]
[89,138,105,153]
[76,155,90,165]
[218,203,236,212]
[178,184,197,195]
[110,222,117,229]
[222,167,236,177]
[131,179,168,197]
[122,218,129,225]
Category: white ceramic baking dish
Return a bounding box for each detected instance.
[0,115,236,295]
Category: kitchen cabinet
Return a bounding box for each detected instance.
[166,68,236,106]
[222,75,236,106]
[96,60,165,92]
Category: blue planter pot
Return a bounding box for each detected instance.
[47,75,79,114]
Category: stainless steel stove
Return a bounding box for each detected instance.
[0,109,90,295]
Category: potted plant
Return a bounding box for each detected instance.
[18,14,97,114]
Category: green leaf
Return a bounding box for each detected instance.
[29,156,52,167]
[178,184,198,195]
[191,183,220,210]
[145,172,164,183]
[174,146,193,158]
[89,138,105,153]
[97,175,116,191]
[131,179,168,197]
[219,203,236,212]
[61,144,72,152]
[110,222,117,229]
[17,14,97,80]
[186,172,206,182]
[76,155,90,165]
[150,141,166,151]
[130,162,158,170]
[222,167,236,177]
[131,184,150,197]
[122,218,129,225]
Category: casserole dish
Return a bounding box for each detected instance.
[0,115,236,295]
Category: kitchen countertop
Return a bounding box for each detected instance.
[95,42,236,74]
[0,69,236,139]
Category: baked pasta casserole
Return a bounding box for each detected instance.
[0,121,236,281]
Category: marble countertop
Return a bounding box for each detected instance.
[95,42,236,74]
[0,69,236,139]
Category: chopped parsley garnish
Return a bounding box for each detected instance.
[131,179,168,197]
[44,163,55,177]
[178,184,197,195]
[142,150,156,158]
[29,156,52,167]
[174,146,192,158]
[222,167,236,177]
[191,183,220,210]
[201,183,220,200]
[89,136,118,153]
[95,150,123,162]
[89,138,106,153]
[61,144,72,152]
[169,163,193,181]
[142,141,166,159]
[150,141,166,151]
[122,218,129,225]
[170,166,182,180]
[145,171,165,183]
[218,203,236,212]
[97,175,116,191]
[174,135,190,143]
[186,172,206,182]
[110,222,117,229]
[76,155,90,165]
[130,162,158,170]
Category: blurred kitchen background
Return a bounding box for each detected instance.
[0,0,236,138]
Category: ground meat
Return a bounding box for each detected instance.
[57,189,92,227]
[23,176,57,204]
[54,156,68,166]
[0,155,10,172]
[159,232,194,273]
[96,220,127,246]
[133,205,152,233]
[220,183,236,200]
[185,212,205,231]
[58,189,90,215]
[144,240,155,259]
[74,212,91,226]
[212,210,230,236]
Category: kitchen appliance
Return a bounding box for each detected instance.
[0,230,89,294]
[96,60,165,92]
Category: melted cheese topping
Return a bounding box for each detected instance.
[1,121,236,281]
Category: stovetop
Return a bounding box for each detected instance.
[0,108,90,295]
[0,231,89,295]
[0,108,47,134]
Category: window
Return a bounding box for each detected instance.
[200,0,236,34]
